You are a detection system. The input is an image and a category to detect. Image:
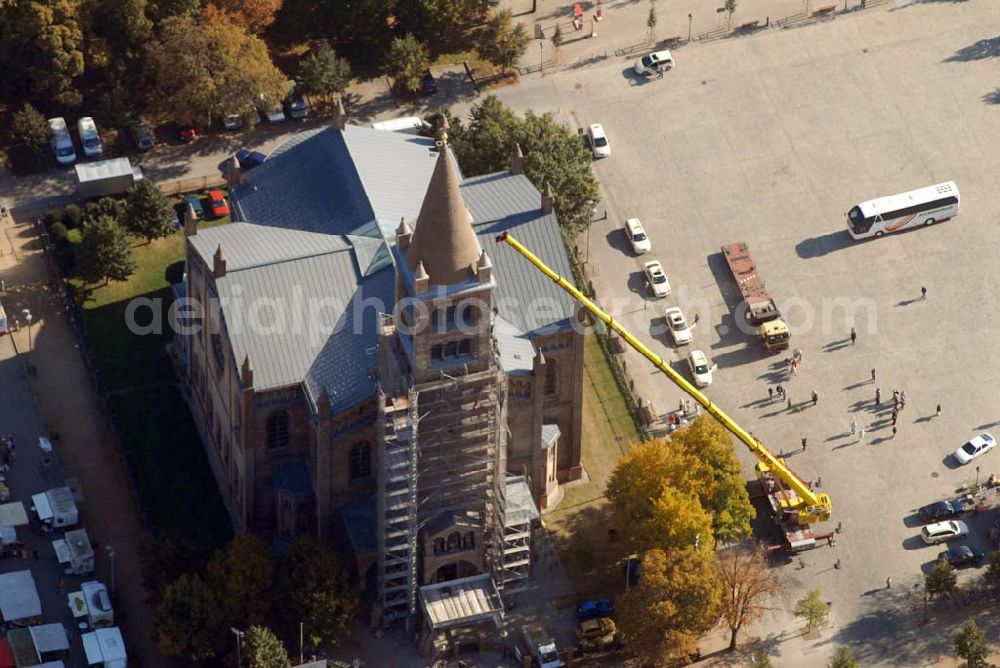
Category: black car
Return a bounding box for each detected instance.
[420,70,437,96]
[918,500,966,523]
[938,545,985,568]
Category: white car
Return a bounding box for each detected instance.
[587,123,611,159]
[687,349,713,388]
[644,261,671,298]
[953,433,996,465]
[921,520,969,545]
[259,95,286,123]
[77,117,103,158]
[634,49,674,76]
[624,218,651,254]
[664,307,693,345]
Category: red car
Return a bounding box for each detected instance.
[178,123,198,142]
[207,190,230,218]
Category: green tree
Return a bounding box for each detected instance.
[724,0,737,26]
[793,590,828,633]
[8,103,50,164]
[615,548,721,664]
[647,1,657,42]
[985,549,1000,583]
[148,15,285,124]
[147,0,201,23]
[448,96,520,176]
[85,0,153,68]
[155,573,225,661]
[954,621,989,668]
[829,646,859,668]
[297,41,353,104]
[385,34,430,94]
[925,558,957,599]
[245,626,290,668]
[77,216,137,285]
[716,544,782,650]
[2,0,86,105]
[85,197,127,225]
[276,536,358,651]
[395,0,489,48]
[476,9,530,74]
[124,180,176,242]
[206,535,276,629]
[752,654,774,668]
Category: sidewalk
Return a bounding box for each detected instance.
[0,215,175,667]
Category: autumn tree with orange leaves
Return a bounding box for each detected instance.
[716,543,784,650]
[203,0,283,34]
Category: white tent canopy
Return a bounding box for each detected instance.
[30,623,70,653]
[82,627,127,667]
[0,501,29,526]
[0,570,42,622]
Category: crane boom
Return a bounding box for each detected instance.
[496,231,832,524]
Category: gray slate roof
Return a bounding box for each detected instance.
[188,223,348,271]
[541,421,561,450]
[494,316,535,376]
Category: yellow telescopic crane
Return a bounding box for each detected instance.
[496,231,832,525]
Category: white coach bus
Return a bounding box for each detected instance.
[846,181,960,240]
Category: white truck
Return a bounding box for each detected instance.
[75,158,143,200]
[32,486,79,528]
[513,624,562,668]
[78,580,114,628]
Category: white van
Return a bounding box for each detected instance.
[77,117,103,157]
[48,118,76,166]
[371,116,429,135]
[634,49,674,76]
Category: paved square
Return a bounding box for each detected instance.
[488,0,1000,663]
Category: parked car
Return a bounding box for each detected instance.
[77,117,103,158]
[259,95,286,123]
[207,190,230,218]
[284,91,309,119]
[938,545,985,568]
[917,500,966,523]
[130,121,155,151]
[644,260,671,298]
[576,617,619,653]
[953,433,995,465]
[576,599,613,621]
[634,49,674,76]
[921,520,969,545]
[420,70,438,95]
[235,149,267,170]
[48,117,76,165]
[587,123,611,159]
[624,218,651,254]
[664,307,693,345]
[183,194,205,220]
[177,122,198,142]
[222,114,244,131]
[687,349,713,388]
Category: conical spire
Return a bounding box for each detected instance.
[407,146,480,285]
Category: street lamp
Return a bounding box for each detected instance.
[22,309,33,364]
[231,628,245,668]
[105,545,116,600]
[500,629,509,657]
[688,13,693,41]
[975,465,980,491]
[539,41,544,74]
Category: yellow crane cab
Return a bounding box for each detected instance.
[760,320,790,351]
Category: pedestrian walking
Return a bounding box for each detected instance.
[790,360,798,375]
[891,409,898,425]
[871,368,876,383]
[811,390,818,406]
[875,388,881,405]
[892,426,897,438]
[657,63,665,78]
[886,577,892,589]
[768,387,774,402]
[693,313,700,325]
[921,286,927,300]
[858,428,866,443]
[787,397,792,410]
[776,384,784,398]
[850,420,858,436]
[850,328,857,345]
[801,437,807,451]
[936,403,941,417]
[901,390,907,403]
[900,399,906,411]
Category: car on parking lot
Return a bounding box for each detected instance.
[576,617,619,653]
[235,149,267,169]
[918,500,967,523]
[953,432,995,465]
[222,113,244,131]
[420,70,438,95]
[259,95,286,123]
[576,599,613,621]
[178,122,198,142]
[634,49,674,76]
[130,121,155,151]
[687,349,713,388]
[624,218,651,254]
[587,123,611,159]
[183,194,205,219]
[284,91,309,119]
[77,117,103,158]
[921,520,969,545]
[664,307,693,345]
[937,545,985,568]
[644,260,671,298]
[207,190,230,218]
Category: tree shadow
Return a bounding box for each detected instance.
[943,36,1000,62]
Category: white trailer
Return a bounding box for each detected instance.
[81,627,127,667]
[32,487,79,528]
[53,528,94,575]
[74,158,143,200]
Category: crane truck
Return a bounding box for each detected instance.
[495,232,832,553]
[721,242,790,352]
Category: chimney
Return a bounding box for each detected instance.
[396,217,412,249]
[183,203,198,236]
[241,354,253,388]
[541,182,554,214]
[213,244,227,278]
[317,388,331,419]
[476,249,493,283]
[225,155,244,189]
[414,261,430,295]
[333,97,347,131]
[509,143,524,175]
